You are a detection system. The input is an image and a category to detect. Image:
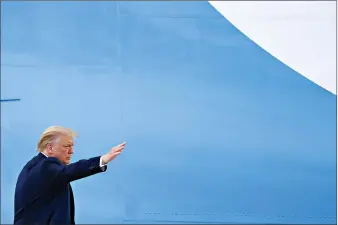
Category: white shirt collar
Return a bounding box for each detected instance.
[41,152,48,158]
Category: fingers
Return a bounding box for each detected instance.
[111,142,126,154]
[115,142,126,149]
[114,152,121,157]
[114,142,126,148]
[114,147,123,154]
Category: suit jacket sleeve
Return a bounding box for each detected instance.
[41,156,107,186]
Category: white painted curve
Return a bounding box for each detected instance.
[209,1,336,95]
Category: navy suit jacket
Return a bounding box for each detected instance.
[14,152,107,225]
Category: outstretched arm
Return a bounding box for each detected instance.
[42,142,126,186]
[42,156,105,185]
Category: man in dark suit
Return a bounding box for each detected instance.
[13,126,126,224]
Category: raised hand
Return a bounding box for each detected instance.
[101,142,126,165]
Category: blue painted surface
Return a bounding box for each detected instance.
[1,1,336,224]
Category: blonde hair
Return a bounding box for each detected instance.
[37,126,78,152]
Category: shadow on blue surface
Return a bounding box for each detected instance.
[0,99,21,102]
[1,1,336,224]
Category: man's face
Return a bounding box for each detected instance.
[50,135,74,165]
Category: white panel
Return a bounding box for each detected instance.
[209,1,336,95]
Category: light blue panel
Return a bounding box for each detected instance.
[1,1,336,224]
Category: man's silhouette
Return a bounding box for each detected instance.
[13,126,126,224]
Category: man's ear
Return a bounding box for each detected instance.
[46,143,53,153]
